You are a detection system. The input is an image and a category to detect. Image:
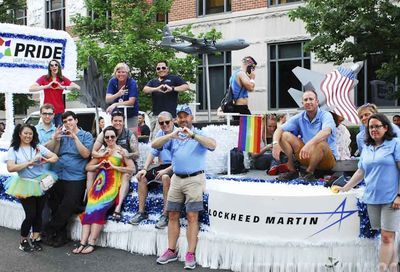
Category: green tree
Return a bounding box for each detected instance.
[72,0,201,112]
[289,0,400,86]
[0,0,36,114]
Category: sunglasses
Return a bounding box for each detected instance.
[50,63,59,67]
[105,135,116,139]
[156,66,167,71]
[158,120,171,126]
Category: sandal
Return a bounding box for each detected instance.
[72,243,87,254]
[112,211,122,221]
[81,244,96,254]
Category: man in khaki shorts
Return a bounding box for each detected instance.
[152,105,216,270]
[272,90,337,181]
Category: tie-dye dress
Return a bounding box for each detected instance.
[81,155,124,225]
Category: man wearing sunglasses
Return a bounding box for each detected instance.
[143,60,189,137]
[130,111,175,228]
[227,56,257,120]
[153,105,216,270]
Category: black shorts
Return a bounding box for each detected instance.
[145,164,172,184]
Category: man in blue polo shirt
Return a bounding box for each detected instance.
[44,111,93,247]
[153,105,216,270]
[272,90,337,181]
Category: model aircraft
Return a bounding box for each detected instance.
[288,62,363,124]
[160,26,249,54]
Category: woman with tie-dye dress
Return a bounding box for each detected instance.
[72,126,134,254]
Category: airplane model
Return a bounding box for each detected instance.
[160,26,249,54]
[288,62,363,124]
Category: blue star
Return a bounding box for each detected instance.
[279,198,358,237]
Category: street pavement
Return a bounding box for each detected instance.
[0,227,228,272]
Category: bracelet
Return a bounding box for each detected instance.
[191,133,196,139]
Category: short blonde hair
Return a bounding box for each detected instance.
[357,103,378,115]
[113,63,130,76]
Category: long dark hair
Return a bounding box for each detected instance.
[365,113,396,146]
[10,124,39,151]
[45,59,64,81]
[102,126,118,147]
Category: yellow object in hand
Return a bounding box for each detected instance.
[331,185,340,194]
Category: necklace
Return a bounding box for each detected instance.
[20,146,34,169]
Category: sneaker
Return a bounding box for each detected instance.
[267,165,279,176]
[156,248,178,264]
[278,163,289,174]
[155,215,169,229]
[130,212,148,225]
[301,172,316,181]
[32,239,43,251]
[275,171,299,181]
[19,239,34,252]
[184,252,196,270]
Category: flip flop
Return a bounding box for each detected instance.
[72,243,87,254]
[81,244,95,254]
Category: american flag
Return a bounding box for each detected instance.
[320,67,360,124]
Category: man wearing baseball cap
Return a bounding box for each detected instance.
[153,104,216,270]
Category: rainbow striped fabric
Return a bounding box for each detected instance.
[238,115,262,153]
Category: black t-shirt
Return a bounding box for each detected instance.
[146,74,186,117]
[139,124,150,136]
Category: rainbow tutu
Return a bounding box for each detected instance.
[4,173,58,199]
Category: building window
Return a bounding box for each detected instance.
[156,12,168,24]
[46,0,65,30]
[14,8,27,25]
[198,0,231,16]
[356,55,398,107]
[269,0,301,6]
[268,41,310,109]
[197,52,231,110]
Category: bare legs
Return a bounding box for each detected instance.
[378,230,398,272]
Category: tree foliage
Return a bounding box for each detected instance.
[72,0,201,112]
[289,0,400,83]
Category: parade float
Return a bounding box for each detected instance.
[0,23,379,271]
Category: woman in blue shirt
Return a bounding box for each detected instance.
[339,113,400,271]
[6,124,58,252]
[105,63,139,129]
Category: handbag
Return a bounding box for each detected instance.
[220,85,235,113]
[40,175,56,191]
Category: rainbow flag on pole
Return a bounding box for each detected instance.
[237,115,262,153]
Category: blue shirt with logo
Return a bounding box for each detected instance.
[281,108,337,158]
[151,128,175,165]
[161,128,214,175]
[107,77,139,118]
[359,138,400,204]
[52,129,93,181]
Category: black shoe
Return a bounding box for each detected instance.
[19,239,34,252]
[32,239,43,251]
[301,172,317,182]
[275,171,299,181]
[51,234,68,248]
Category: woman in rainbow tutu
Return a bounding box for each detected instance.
[73,126,134,254]
[5,124,58,252]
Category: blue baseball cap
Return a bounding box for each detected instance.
[176,104,192,115]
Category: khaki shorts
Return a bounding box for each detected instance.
[166,173,205,212]
[295,141,336,170]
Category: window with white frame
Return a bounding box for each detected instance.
[14,8,27,25]
[197,52,231,110]
[269,0,301,6]
[198,0,231,16]
[268,41,310,109]
[46,0,65,30]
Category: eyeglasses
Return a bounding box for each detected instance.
[156,66,167,71]
[368,125,384,130]
[158,120,171,126]
[50,63,59,67]
[105,135,116,139]
[41,112,54,116]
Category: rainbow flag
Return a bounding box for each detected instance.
[238,115,262,153]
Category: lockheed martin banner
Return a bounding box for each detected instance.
[0,23,77,93]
